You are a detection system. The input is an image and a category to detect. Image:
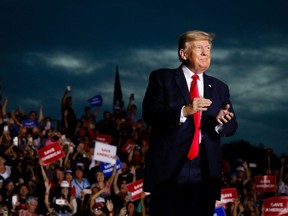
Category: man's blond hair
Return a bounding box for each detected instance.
[178,30,215,61]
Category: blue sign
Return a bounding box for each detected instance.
[100,157,123,177]
[214,206,226,216]
[88,95,103,107]
[21,119,37,128]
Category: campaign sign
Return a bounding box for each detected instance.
[94,141,117,164]
[214,206,226,216]
[127,179,143,201]
[21,119,37,128]
[220,188,238,204]
[262,196,288,216]
[88,95,103,107]
[254,175,277,192]
[100,157,123,177]
[95,134,112,144]
[37,141,65,166]
[121,138,133,153]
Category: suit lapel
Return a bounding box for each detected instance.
[174,66,190,104]
[202,74,213,120]
[203,74,212,99]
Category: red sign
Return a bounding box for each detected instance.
[263,196,288,216]
[127,179,143,201]
[95,134,112,144]
[254,175,277,192]
[216,188,238,209]
[37,141,65,166]
[220,188,238,204]
[121,139,133,153]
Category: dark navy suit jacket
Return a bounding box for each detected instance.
[142,65,238,199]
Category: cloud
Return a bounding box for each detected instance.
[129,48,178,68]
[27,52,105,75]
[210,46,288,112]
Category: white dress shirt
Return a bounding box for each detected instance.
[180,65,204,122]
[180,65,223,134]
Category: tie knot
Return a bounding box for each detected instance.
[192,74,199,80]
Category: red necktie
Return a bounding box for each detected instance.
[187,74,200,160]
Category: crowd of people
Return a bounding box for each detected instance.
[0,86,287,216]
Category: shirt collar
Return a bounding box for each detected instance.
[182,64,203,81]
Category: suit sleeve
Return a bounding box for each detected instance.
[219,84,238,137]
[142,70,183,128]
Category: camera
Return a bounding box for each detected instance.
[55,199,66,205]
[12,195,18,205]
[45,121,51,130]
[13,137,18,146]
[3,125,8,132]
[82,189,92,194]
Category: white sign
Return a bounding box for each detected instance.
[94,141,117,164]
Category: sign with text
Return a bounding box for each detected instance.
[127,179,143,201]
[37,141,65,166]
[95,134,112,144]
[254,175,277,192]
[94,141,117,164]
[220,188,238,204]
[121,138,133,153]
[216,188,238,209]
[88,94,103,107]
[21,119,37,128]
[262,196,288,216]
[100,157,123,177]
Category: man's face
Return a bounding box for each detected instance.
[19,185,29,196]
[6,182,14,191]
[182,40,211,73]
[75,169,83,179]
[56,170,64,181]
[29,112,36,120]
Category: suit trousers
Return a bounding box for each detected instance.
[149,144,217,216]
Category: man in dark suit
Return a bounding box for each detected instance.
[142,30,238,216]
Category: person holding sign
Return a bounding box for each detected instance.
[90,166,116,199]
[142,30,238,216]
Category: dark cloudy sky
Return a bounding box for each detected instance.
[1,0,287,156]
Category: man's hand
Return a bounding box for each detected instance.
[184,98,212,116]
[216,104,234,125]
